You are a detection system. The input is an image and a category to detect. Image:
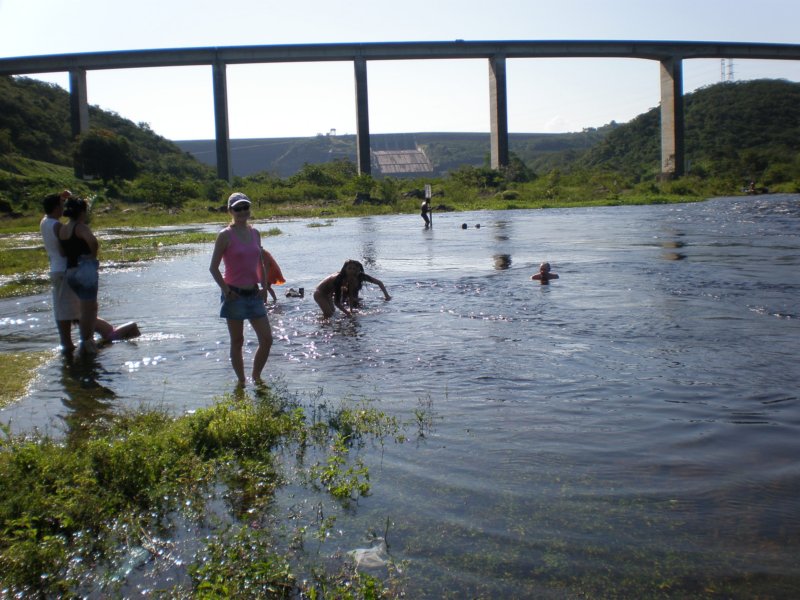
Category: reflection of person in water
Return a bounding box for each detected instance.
[531,262,559,284]
[59,353,117,440]
[314,260,391,318]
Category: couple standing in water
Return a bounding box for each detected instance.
[40,191,139,355]
[210,192,391,385]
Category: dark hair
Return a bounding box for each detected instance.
[42,193,62,214]
[333,259,365,304]
[63,197,88,219]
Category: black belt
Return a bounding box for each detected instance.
[229,285,259,297]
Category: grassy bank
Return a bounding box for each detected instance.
[0,351,52,408]
[0,383,408,597]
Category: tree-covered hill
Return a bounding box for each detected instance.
[0,75,210,179]
[175,129,610,178]
[580,79,800,185]
[0,77,800,197]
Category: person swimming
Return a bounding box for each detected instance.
[531,262,559,284]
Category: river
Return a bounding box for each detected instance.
[1,195,799,597]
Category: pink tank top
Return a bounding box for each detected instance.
[222,226,262,286]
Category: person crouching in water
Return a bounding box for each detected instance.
[314,259,391,318]
[209,192,273,385]
[531,262,559,284]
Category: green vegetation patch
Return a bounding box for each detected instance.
[0,351,52,407]
[0,230,221,299]
[0,387,406,597]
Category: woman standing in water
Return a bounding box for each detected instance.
[57,197,140,353]
[209,192,273,385]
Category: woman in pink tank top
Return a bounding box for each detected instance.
[209,192,273,386]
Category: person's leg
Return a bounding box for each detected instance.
[95,317,114,340]
[113,322,141,340]
[96,319,141,342]
[226,319,246,385]
[249,316,273,381]
[56,320,75,353]
[52,273,77,352]
[313,289,335,318]
[79,300,98,353]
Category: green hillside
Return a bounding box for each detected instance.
[580,79,800,185]
[1,74,799,223]
[175,129,610,178]
[0,75,209,177]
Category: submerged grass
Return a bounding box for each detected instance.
[0,385,406,597]
[0,351,52,408]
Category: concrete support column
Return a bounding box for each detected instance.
[68,69,89,138]
[354,57,371,176]
[659,57,685,178]
[489,54,509,170]
[212,60,232,181]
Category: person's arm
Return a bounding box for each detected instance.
[334,296,351,315]
[531,274,542,280]
[362,274,391,300]
[256,234,269,302]
[318,274,351,315]
[209,230,232,297]
[549,273,559,279]
[76,223,99,258]
[52,221,66,256]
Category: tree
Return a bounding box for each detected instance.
[74,129,137,182]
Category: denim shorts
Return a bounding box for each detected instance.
[219,292,267,321]
[66,257,99,301]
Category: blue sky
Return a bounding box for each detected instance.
[1,0,799,140]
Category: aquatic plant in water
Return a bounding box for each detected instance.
[0,385,407,598]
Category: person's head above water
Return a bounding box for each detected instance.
[539,262,551,273]
[333,260,366,303]
[341,259,365,277]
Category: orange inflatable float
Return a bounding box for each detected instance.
[262,249,286,285]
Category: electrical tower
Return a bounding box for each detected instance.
[721,58,735,83]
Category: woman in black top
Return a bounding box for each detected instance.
[59,198,101,353]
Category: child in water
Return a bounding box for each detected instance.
[314,259,391,318]
[531,262,559,284]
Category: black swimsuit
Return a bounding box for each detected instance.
[60,227,91,268]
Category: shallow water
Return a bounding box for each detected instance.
[2,195,799,596]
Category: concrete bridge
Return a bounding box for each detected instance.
[2,40,800,181]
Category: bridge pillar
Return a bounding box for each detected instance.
[354,57,371,176]
[489,54,509,170]
[69,69,89,178]
[212,61,232,181]
[68,68,89,138]
[659,57,685,178]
